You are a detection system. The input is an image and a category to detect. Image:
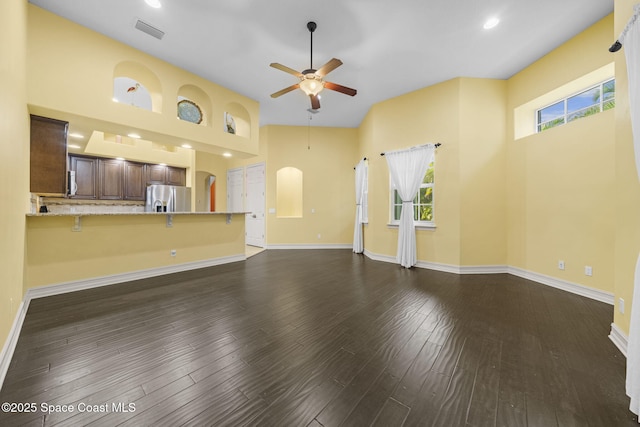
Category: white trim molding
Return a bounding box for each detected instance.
[364,249,507,275]
[363,249,613,305]
[0,300,29,390]
[507,266,614,305]
[267,244,352,250]
[0,253,245,391]
[610,323,628,357]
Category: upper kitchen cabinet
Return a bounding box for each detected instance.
[123,161,146,201]
[69,155,97,199]
[98,158,124,200]
[146,164,186,187]
[166,167,186,186]
[30,115,68,195]
[146,164,167,186]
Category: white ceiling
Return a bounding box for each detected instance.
[29,0,614,128]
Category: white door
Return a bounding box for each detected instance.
[245,163,265,247]
[227,167,244,213]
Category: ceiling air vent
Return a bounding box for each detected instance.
[134,19,165,40]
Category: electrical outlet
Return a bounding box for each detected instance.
[558,260,565,270]
[620,298,625,314]
[170,249,177,257]
[585,266,593,276]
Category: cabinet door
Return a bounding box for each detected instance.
[70,156,97,199]
[123,161,146,201]
[166,167,186,186]
[30,115,68,195]
[98,159,124,200]
[146,164,167,185]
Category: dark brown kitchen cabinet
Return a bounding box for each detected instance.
[123,161,146,200]
[145,164,167,186]
[69,155,97,199]
[30,115,68,195]
[145,164,186,186]
[166,167,186,186]
[69,155,186,200]
[98,159,124,200]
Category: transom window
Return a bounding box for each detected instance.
[536,79,615,132]
[390,162,434,226]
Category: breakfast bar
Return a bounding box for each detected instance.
[24,212,246,291]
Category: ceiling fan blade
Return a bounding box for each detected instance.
[310,94,321,110]
[271,84,300,98]
[270,63,303,77]
[324,81,357,97]
[315,58,343,77]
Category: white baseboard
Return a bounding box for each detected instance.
[267,244,352,250]
[0,253,245,392]
[364,249,508,275]
[609,323,628,357]
[363,249,613,305]
[507,266,614,305]
[0,300,29,391]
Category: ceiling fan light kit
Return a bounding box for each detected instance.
[270,21,357,111]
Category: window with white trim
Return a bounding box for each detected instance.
[536,79,615,132]
[390,161,434,226]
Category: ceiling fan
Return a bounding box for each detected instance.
[270,21,357,110]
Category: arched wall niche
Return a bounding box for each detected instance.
[223,102,251,138]
[276,167,303,218]
[177,84,212,126]
[113,61,162,113]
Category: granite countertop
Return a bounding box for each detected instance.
[27,211,247,217]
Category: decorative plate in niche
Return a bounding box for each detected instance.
[177,99,203,124]
[224,112,236,134]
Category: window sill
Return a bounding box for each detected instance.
[387,223,436,230]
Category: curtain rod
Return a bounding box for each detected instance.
[380,143,441,156]
[609,4,640,52]
[353,157,367,170]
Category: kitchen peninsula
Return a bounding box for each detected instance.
[24,211,246,292]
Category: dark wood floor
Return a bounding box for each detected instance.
[0,250,635,426]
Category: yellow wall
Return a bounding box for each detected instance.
[0,0,29,347]
[459,78,507,266]
[27,5,259,158]
[360,78,507,267]
[614,1,640,334]
[24,215,245,289]
[362,80,462,263]
[262,126,358,245]
[506,14,615,294]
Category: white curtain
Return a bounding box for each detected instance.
[353,159,367,253]
[622,4,640,418]
[385,145,435,268]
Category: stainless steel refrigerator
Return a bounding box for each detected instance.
[145,185,192,212]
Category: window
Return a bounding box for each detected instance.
[536,79,615,132]
[390,161,434,226]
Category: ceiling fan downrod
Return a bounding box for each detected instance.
[307,21,317,70]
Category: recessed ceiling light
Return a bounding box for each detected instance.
[112,97,119,103]
[68,144,81,149]
[223,152,232,158]
[159,163,167,166]
[69,133,84,139]
[116,157,125,161]
[181,143,192,149]
[145,0,162,8]
[128,133,141,139]
[483,17,500,30]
